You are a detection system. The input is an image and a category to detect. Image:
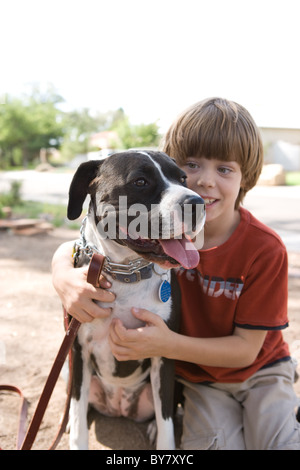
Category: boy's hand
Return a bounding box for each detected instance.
[53,264,115,323]
[109,308,173,361]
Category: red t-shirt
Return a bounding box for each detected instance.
[175,207,290,383]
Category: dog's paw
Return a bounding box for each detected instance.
[147,419,157,445]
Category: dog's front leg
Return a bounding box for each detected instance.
[69,339,91,450]
[150,357,175,450]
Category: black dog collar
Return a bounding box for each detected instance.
[103,258,153,283]
[73,240,153,284]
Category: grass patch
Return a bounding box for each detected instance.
[1,199,82,229]
[10,200,69,227]
[0,180,82,228]
[0,182,81,228]
[286,171,300,186]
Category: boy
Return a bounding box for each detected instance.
[52,98,300,449]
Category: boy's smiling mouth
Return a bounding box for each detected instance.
[201,196,218,206]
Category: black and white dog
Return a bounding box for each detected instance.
[67,150,205,449]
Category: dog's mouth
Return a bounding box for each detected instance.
[119,230,200,269]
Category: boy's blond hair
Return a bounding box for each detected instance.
[162,97,264,208]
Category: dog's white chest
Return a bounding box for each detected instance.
[78,274,171,377]
[76,277,171,422]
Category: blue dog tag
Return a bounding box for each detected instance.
[158,280,171,303]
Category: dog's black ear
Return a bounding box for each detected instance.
[67,160,103,220]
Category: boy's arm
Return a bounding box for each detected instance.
[109,308,267,368]
[168,325,267,368]
[51,241,115,322]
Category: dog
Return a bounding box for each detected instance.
[66,150,205,449]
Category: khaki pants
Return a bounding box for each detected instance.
[178,359,300,450]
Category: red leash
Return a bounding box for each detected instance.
[20,316,81,450]
[0,253,105,450]
[0,385,28,450]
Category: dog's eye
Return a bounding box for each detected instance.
[180,175,187,184]
[133,178,148,187]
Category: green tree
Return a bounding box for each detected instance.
[0,84,161,168]
[0,85,64,168]
[59,108,127,160]
[0,98,28,167]
[60,108,99,160]
[111,115,161,149]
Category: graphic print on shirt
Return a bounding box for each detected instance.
[177,268,244,300]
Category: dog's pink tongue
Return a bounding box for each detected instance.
[159,236,200,269]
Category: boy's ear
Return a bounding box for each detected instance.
[67,160,103,220]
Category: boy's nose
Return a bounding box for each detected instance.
[197,171,215,188]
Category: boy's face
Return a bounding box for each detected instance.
[179,156,243,224]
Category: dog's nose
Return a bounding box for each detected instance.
[180,195,205,232]
[181,195,205,207]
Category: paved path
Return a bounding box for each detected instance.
[244,185,300,252]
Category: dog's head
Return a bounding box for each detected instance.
[68,150,205,269]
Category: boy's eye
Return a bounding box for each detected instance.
[186,162,199,170]
[218,166,231,175]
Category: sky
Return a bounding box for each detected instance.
[1,0,300,132]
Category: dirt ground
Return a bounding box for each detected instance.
[0,228,300,451]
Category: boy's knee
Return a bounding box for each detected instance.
[181,431,221,450]
[181,429,245,450]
